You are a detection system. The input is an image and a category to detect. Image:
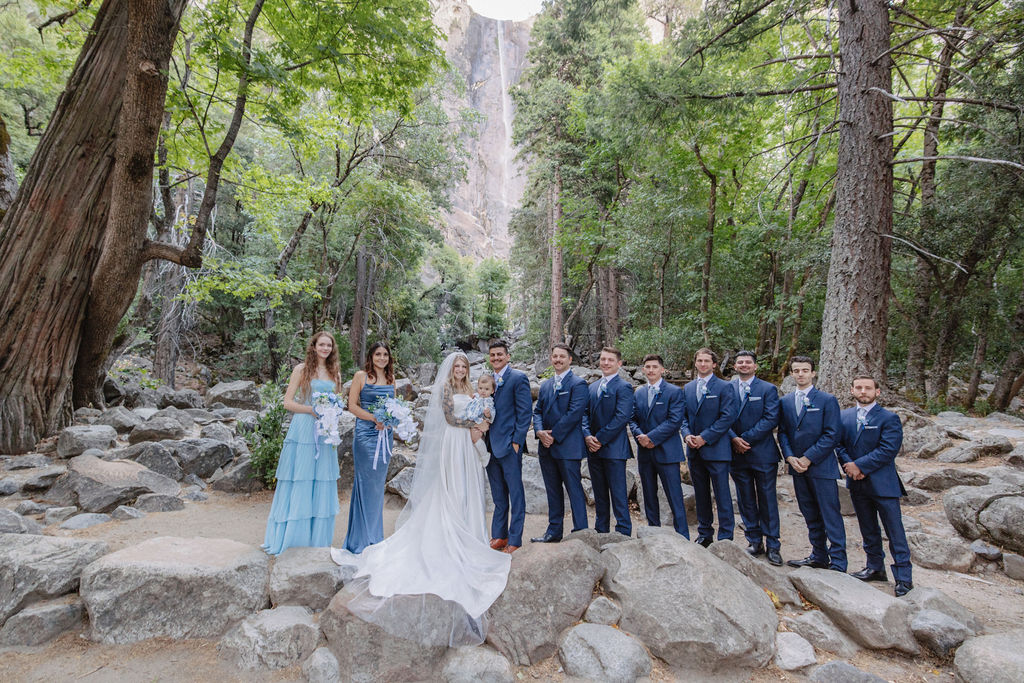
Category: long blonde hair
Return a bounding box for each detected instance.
[298,331,342,400]
[448,354,473,395]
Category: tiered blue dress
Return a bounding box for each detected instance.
[262,379,341,555]
[343,382,395,553]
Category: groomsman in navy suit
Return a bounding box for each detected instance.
[728,350,783,565]
[681,348,739,546]
[629,354,688,538]
[779,355,846,571]
[836,375,913,596]
[531,343,589,543]
[484,339,533,553]
[582,347,634,536]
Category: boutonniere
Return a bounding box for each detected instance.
[698,383,708,398]
[553,377,562,391]
[803,395,813,409]
[652,384,662,398]
[857,415,868,430]
[494,372,504,388]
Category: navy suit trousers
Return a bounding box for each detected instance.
[486,450,525,546]
[688,451,734,541]
[638,455,689,538]
[538,452,588,537]
[792,473,847,570]
[588,455,631,536]
[850,481,912,583]
[731,465,781,550]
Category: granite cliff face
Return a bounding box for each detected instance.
[433,0,532,261]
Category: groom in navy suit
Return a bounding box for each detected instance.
[582,347,634,536]
[728,350,783,565]
[681,348,739,546]
[836,375,913,596]
[779,355,846,571]
[629,354,688,537]
[484,339,532,553]
[531,343,589,542]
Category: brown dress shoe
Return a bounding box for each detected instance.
[490,538,508,550]
[503,545,519,554]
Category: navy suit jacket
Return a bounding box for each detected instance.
[488,367,532,460]
[680,374,738,462]
[629,381,685,464]
[778,387,841,479]
[532,371,588,460]
[835,405,905,497]
[727,376,781,468]
[582,375,634,460]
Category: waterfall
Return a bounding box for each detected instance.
[496,19,515,214]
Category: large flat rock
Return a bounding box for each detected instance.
[44,453,179,512]
[218,605,320,670]
[954,630,1024,683]
[56,425,117,458]
[270,546,355,610]
[602,532,777,674]
[708,539,802,606]
[80,537,270,643]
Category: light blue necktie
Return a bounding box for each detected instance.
[599,378,609,396]
[648,384,656,408]
[796,391,805,417]
[857,407,868,432]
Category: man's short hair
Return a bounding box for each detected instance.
[642,354,664,366]
[488,338,510,353]
[852,374,878,388]
[694,347,719,364]
[601,346,622,361]
[790,355,815,371]
[735,350,757,363]
[551,343,573,357]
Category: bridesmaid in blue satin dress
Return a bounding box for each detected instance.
[263,331,343,555]
[343,340,397,553]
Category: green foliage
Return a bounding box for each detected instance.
[244,393,287,488]
[476,258,511,338]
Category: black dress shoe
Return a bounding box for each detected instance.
[529,533,562,543]
[695,537,713,548]
[787,556,829,569]
[746,542,765,557]
[766,549,783,566]
[894,581,914,597]
[851,567,888,582]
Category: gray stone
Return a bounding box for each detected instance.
[1006,447,1024,469]
[789,567,919,654]
[903,486,931,505]
[111,505,145,521]
[56,425,118,458]
[302,646,342,683]
[18,465,67,491]
[557,623,652,682]
[708,539,802,606]
[944,484,1016,540]
[0,595,83,646]
[954,630,1024,683]
[14,500,49,516]
[0,534,108,624]
[602,532,777,673]
[183,473,207,489]
[184,408,220,423]
[209,456,259,493]
[901,422,954,459]
[132,407,159,420]
[0,509,41,534]
[200,421,234,443]
[44,506,78,524]
[60,513,112,530]
[901,586,982,634]
[182,486,207,502]
[907,532,975,572]
[1004,553,1024,580]
[128,416,185,444]
[911,608,973,656]
[808,661,887,683]
[218,605,320,670]
[913,468,990,491]
[971,539,1003,561]
[521,455,551,514]
[566,527,635,551]
[583,595,621,625]
[161,438,234,479]
[972,433,1014,455]
[4,454,53,470]
[95,405,143,433]
[73,407,101,422]
[978,495,1024,554]
[79,536,270,643]
[116,442,183,481]
[151,406,196,430]
[207,380,261,410]
[386,448,415,481]
[270,547,355,611]
[774,631,816,671]
[43,453,179,512]
[938,443,984,463]
[320,584,449,682]
[161,388,205,410]
[783,610,861,658]
[236,409,260,432]
[487,539,604,666]
[385,466,415,499]
[0,478,19,495]
[440,646,515,683]
[134,493,184,512]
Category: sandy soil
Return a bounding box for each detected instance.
[3,424,1024,682]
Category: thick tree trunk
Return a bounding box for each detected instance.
[350,246,372,367]
[904,258,933,399]
[549,174,564,347]
[152,265,185,387]
[990,282,1024,410]
[819,0,893,396]
[0,1,133,452]
[0,116,16,216]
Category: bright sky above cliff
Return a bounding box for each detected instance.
[468,0,543,21]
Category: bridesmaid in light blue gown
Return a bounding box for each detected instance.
[343,341,396,553]
[262,331,343,555]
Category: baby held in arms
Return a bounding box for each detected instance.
[466,374,496,466]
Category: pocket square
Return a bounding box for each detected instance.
[706,395,718,399]
[655,401,664,405]
[558,391,568,395]
[748,396,762,402]
[865,425,879,430]
[807,408,821,412]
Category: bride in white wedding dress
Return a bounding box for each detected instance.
[330,351,511,645]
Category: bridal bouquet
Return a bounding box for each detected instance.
[462,396,494,424]
[369,395,418,469]
[311,392,345,459]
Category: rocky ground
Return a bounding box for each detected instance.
[2,356,1024,682]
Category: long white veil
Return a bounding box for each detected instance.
[330,352,508,647]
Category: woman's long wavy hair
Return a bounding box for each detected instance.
[448,354,472,395]
[298,331,342,400]
[364,341,395,385]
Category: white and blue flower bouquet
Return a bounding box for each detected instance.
[311,391,345,459]
[369,395,418,469]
